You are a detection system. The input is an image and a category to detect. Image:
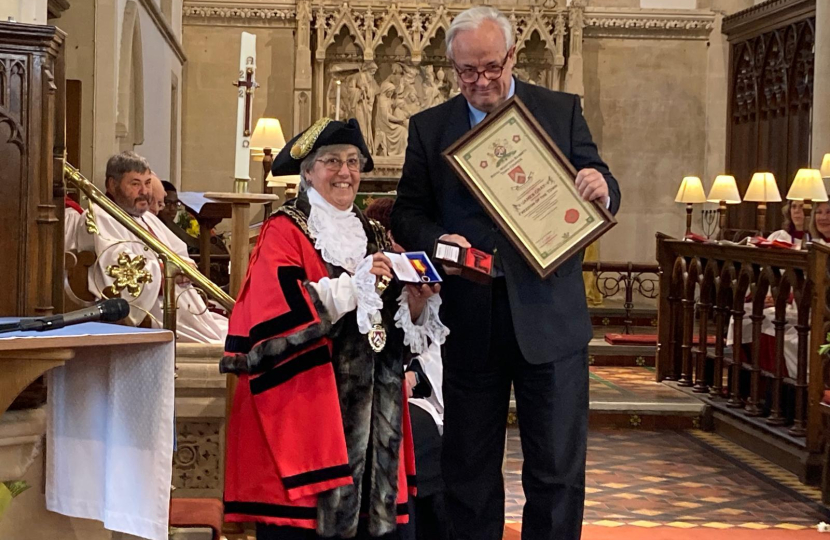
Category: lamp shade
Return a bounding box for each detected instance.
[743,172,781,202]
[251,118,286,151]
[786,168,828,202]
[675,176,707,203]
[707,175,741,204]
[821,154,830,178]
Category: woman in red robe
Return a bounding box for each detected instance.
[220,118,448,540]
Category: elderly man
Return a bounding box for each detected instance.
[78,151,227,343]
[391,7,621,540]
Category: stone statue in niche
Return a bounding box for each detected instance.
[435,67,451,101]
[422,65,443,108]
[397,64,423,118]
[374,78,410,157]
[350,61,380,152]
[515,66,538,86]
[326,64,361,121]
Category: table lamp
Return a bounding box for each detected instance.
[743,172,781,232]
[675,176,707,237]
[786,169,827,238]
[706,175,741,240]
[266,172,301,201]
[250,118,286,216]
[821,153,830,179]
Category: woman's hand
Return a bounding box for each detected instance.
[370,252,394,282]
[407,283,441,321]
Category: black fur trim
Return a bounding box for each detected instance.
[224,501,316,520]
[397,503,409,516]
[282,464,352,490]
[220,284,333,375]
[249,344,330,395]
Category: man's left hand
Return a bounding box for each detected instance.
[575,168,609,207]
[407,283,440,322]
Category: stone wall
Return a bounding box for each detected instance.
[582,37,709,262]
[181,24,296,194]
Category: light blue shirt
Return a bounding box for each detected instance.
[467,78,515,128]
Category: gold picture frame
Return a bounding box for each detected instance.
[442,96,616,279]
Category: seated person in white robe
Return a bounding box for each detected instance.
[75,151,227,343]
[766,201,805,248]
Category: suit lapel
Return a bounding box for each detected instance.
[439,94,472,152]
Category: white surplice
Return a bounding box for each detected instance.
[75,204,227,344]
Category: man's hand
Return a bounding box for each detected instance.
[438,234,471,275]
[405,371,418,399]
[407,283,441,321]
[575,168,609,207]
[174,260,200,285]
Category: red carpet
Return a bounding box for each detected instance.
[603,333,717,345]
[503,524,826,539]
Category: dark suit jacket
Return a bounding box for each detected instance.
[391,79,620,365]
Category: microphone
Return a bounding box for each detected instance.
[0,299,131,334]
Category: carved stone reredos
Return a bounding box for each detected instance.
[298,0,581,179]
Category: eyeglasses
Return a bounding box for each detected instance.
[317,156,361,172]
[164,199,182,208]
[453,50,512,84]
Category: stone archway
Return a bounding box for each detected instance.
[116,0,145,151]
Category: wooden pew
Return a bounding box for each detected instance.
[655,233,830,483]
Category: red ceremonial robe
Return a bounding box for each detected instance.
[220,195,415,538]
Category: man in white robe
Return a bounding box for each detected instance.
[75,151,227,343]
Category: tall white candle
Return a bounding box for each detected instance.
[335,80,341,121]
[234,32,257,181]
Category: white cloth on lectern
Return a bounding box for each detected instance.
[46,340,175,540]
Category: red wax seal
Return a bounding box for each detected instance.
[565,209,579,224]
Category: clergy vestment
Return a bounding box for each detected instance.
[75,203,228,343]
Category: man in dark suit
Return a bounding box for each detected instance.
[391,6,621,540]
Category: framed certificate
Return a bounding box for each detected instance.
[442,96,616,279]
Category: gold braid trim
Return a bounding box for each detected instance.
[290,117,333,160]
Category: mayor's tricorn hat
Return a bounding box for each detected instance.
[271,117,374,176]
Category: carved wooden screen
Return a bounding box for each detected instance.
[0,22,65,316]
[723,0,815,232]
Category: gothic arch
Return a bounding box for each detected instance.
[116,0,145,149]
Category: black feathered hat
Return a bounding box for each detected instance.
[271,117,374,177]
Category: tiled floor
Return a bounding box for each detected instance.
[505,428,830,530]
[589,367,694,404]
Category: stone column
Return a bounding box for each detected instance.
[812,0,830,167]
[293,0,313,136]
[564,0,585,97]
[703,11,729,190]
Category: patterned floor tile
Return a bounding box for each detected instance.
[503,427,830,528]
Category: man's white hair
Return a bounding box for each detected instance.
[446,6,515,61]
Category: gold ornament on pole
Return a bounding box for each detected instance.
[706,175,741,240]
[743,172,781,232]
[674,176,706,237]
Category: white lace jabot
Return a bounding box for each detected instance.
[307,187,368,273]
